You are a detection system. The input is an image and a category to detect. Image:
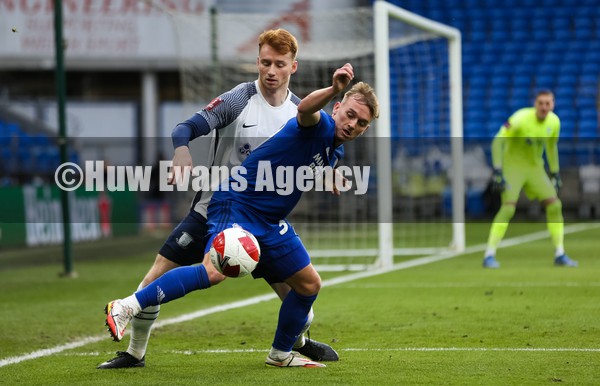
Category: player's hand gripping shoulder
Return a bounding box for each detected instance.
[168,146,194,185]
[491,168,506,193]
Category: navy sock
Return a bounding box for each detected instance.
[272,290,317,352]
[134,265,210,309]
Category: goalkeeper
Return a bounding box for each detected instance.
[483,90,577,268]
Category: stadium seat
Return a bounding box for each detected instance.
[535,74,557,89]
[583,49,600,64]
[552,28,572,41]
[576,97,598,109]
[552,17,570,30]
[508,17,528,33]
[556,73,578,88]
[578,120,599,138]
[555,89,576,108]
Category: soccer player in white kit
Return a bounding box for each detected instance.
[98,28,339,369]
[104,64,378,368]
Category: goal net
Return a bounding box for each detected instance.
[162,1,465,270]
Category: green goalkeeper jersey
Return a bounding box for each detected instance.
[492,107,561,172]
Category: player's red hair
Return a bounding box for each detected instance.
[258,29,298,60]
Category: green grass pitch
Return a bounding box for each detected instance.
[1,222,599,385]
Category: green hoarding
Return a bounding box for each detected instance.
[0,185,138,248]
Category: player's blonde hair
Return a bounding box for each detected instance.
[258,29,298,60]
[343,82,380,120]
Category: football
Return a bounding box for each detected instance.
[209,227,261,278]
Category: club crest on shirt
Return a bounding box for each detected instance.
[239,143,252,156]
[503,121,511,129]
[204,97,223,111]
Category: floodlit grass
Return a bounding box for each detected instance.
[1,223,599,384]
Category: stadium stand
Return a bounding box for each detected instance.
[387,0,598,147]
[382,0,599,218]
[0,105,77,186]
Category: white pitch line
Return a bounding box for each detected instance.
[1,222,598,368]
[167,347,600,354]
[170,347,600,354]
[344,347,600,353]
[59,347,600,357]
[339,282,600,289]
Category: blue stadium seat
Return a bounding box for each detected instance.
[535,74,557,89]
[508,17,528,32]
[574,26,593,40]
[552,17,570,30]
[512,85,531,97]
[490,75,510,88]
[511,28,530,41]
[583,49,600,64]
[576,97,598,109]
[556,73,578,88]
[552,28,572,41]
[578,120,599,138]
[489,23,509,41]
[568,39,590,53]
[580,63,600,78]
[512,74,532,89]
[542,50,563,64]
[554,87,576,107]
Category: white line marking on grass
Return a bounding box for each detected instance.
[343,347,600,353]
[339,282,600,289]
[0,337,106,367]
[0,296,279,368]
[58,346,600,358]
[1,223,598,368]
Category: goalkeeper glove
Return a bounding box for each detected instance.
[550,172,562,193]
[491,168,505,193]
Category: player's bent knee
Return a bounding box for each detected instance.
[294,274,322,296]
[202,253,227,285]
[542,196,560,207]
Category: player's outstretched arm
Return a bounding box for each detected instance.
[297,63,354,127]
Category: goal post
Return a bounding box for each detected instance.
[374,0,465,269]
[159,1,465,271]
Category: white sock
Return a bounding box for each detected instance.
[484,247,496,258]
[269,347,291,361]
[121,294,142,315]
[293,307,314,349]
[127,282,160,360]
[555,246,565,257]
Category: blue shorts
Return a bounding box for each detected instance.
[205,200,311,284]
[159,210,209,266]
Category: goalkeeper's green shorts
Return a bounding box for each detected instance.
[501,165,556,203]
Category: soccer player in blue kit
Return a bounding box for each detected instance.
[105,63,379,367]
[98,29,339,369]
